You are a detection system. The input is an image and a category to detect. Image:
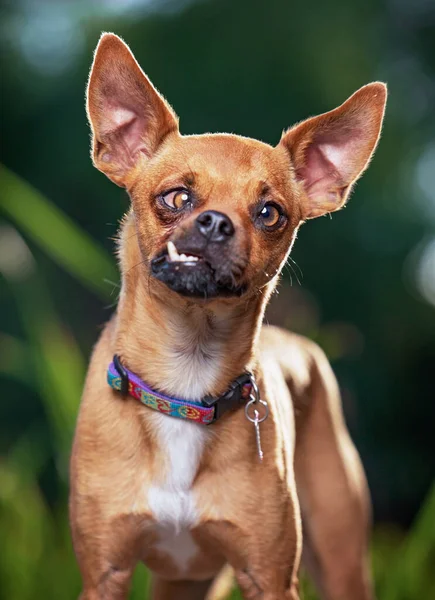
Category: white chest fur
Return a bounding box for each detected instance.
[147,416,209,531]
[147,416,209,572]
[145,316,224,572]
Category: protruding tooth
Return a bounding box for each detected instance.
[167,241,180,262]
[167,242,201,264]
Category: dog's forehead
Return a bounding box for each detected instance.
[156,133,286,185]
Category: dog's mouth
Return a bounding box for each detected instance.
[150,241,247,299]
[166,241,208,267]
[151,241,212,271]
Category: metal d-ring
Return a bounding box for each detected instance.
[245,397,269,423]
[244,375,269,461]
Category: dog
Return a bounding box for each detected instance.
[70,33,386,600]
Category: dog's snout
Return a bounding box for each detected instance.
[196,210,235,243]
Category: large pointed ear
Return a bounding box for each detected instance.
[86,33,178,186]
[280,83,387,219]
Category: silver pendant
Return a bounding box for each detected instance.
[244,376,269,462]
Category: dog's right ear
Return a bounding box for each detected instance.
[86,33,178,186]
[279,83,387,219]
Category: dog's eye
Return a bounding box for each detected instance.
[161,189,191,210]
[258,203,282,229]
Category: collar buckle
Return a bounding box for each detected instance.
[203,372,253,422]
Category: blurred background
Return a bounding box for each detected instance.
[1,0,434,598]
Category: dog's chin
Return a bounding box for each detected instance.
[150,254,247,299]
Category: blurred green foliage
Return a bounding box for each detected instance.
[1,0,435,598]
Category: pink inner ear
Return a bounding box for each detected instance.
[298,143,341,202]
[298,125,365,202]
[110,107,137,129]
[100,102,148,164]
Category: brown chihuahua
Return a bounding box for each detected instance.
[70,33,386,600]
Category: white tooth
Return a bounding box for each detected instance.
[167,241,180,262]
[167,243,201,264]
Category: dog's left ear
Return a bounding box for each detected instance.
[87,33,178,186]
[280,83,387,219]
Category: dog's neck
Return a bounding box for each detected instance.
[113,212,273,400]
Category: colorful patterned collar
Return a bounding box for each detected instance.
[107,355,253,425]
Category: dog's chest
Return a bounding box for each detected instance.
[144,343,220,573]
[145,416,209,572]
[145,321,222,528]
[147,417,208,527]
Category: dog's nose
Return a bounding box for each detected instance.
[195,210,235,243]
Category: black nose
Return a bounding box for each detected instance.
[195,210,235,243]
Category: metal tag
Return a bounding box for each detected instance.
[244,376,269,462]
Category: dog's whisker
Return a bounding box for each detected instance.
[287,261,301,286]
[103,279,121,287]
[288,256,303,281]
[283,263,294,287]
[103,278,122,301]
[125,259,146,275]
[103,300,119,310]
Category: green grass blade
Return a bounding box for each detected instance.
[0,226,86,450]
[0,164,118,301]
[381,481,435,600]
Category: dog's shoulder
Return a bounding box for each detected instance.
[259,324,326,366]
[258,324,331,396]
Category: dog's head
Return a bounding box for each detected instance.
[87,33,386,302]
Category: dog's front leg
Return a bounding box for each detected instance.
[73,530,135,600]
[78,565,133,600]
[71,507,141,600]
[235,567,300,600]
[201,489,302,600]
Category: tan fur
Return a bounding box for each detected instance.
[70,33,386,600]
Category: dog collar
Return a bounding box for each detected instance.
[107,355,253,425]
